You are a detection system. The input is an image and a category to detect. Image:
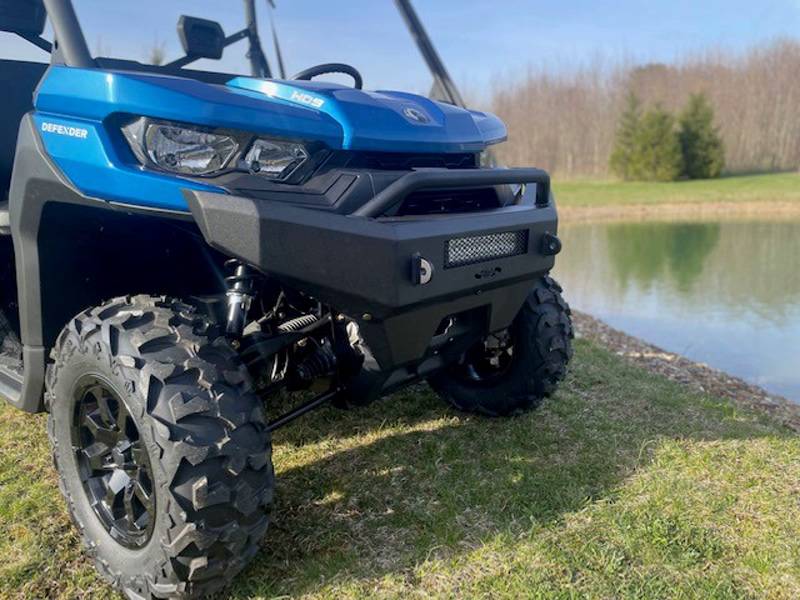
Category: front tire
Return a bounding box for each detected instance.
[429,276,573,416]
[46,296,273,599]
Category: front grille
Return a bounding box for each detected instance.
[340,151,477,170]
[397,188,501,216]
[445,230,529,269]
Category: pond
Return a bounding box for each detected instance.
[554,218,800,402]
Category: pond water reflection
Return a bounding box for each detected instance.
[554,218,800,401]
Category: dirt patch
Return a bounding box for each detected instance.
[572,310,800,433]
[560,201,800,223]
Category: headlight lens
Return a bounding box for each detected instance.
[242,138,309,180]
[122,118,311,181]
[123,118,239,176]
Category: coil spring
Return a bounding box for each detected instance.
[278,314,319,333]
[224,259,255,292]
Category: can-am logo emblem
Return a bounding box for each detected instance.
[403,106,430,124]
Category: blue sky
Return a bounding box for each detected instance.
[3,0,799,95]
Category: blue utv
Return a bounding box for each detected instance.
[0,0,573,597]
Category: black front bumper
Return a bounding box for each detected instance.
[185,168,559,374]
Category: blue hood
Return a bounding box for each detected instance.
[32,66,508,212]
[35,67,506,154]
[226,77,506,153]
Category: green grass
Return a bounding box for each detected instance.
[2,340,799,599]
[554,172,800,208]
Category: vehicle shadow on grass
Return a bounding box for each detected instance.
[228,340,791,598]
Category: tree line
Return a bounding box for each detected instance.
[491,40,800,179]
[610,93,724,181]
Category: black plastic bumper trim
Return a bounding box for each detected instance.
[352,167,550,217]
[186,185,558,370]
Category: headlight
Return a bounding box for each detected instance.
[123,118,239,176]
[241,138,308,180]
[122,118,312,181]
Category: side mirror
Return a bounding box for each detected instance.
[177,16,225,61]
[0,0,46,35]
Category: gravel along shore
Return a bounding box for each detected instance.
[572,310,800,433]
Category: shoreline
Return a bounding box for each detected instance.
[558,199,800,222]
[572,310,800,433]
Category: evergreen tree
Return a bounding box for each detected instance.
[609,92,642,180]
[679,93,725,179]
[628,106,684,182]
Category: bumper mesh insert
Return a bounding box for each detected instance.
[445,230,529,268]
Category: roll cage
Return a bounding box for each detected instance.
[9,0,466,107]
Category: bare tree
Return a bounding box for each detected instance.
[146,37,166,66]
[491,39,800,178]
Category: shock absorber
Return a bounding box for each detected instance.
[224,259,256,338]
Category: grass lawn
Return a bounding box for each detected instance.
[2,340,799,599]
[554,172,800,208]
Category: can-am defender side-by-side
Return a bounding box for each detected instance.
[0,0,573,597]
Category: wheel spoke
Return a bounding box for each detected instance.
[103,475,120,511]
[123,482,138,529]
[132,477,154,516]
[73,376,155,548]
[82,441,113,471]
[131,443,148,467]
[84,410,119,446]
[105,469,130,508]
[458,330,516,384]
[96,393,118,429]
[115,399,135,435]
[84,384,103,407]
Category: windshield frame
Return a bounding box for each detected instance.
[42,0,271,77]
